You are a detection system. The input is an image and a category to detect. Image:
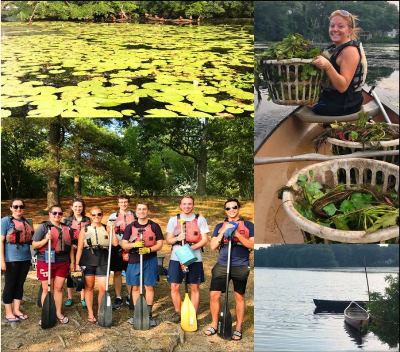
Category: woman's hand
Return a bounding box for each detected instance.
[70,263,75,272]
[1,261,6,272]
[45,231,52,241]
[312,55,333,72]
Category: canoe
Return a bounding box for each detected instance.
[254,89,399,244]
[313,299,368,313]
[344,301,370,331]
[144,15,199,24]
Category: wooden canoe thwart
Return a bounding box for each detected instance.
[344,301,370,332]
[255,89,399,244]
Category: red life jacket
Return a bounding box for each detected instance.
[128,222,157,247]
[222,220,250,245]
[174,214,201,244]
[69,217,90,240]
[5,217,34,245]
[37,222,72,254]
[114,210,136,234]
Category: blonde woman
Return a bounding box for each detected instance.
[312,10,367,116]
[75,207,118,323]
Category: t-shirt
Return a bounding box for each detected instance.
[1,216,32,262]
[63,215,91,244]
[166,214,209,263]
[212,220,254,267]
[123,220,163,264]
[32,223,72,263]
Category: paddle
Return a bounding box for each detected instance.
[363,257,371,302]
[41,237,57,329]
[36,285,43,308]
[133,228,150,330]
[180,219,197,332]
[98,223,113,327]
[217,225,236,339]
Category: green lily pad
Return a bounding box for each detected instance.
[193,101,225,113]
[1,109,12,117]
[121,109,136,116]
[145,109,179,117]
[226,107,244,114]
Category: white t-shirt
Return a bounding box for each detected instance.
[166,213,209,262]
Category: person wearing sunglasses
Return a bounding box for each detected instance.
[312,9,367,116]
[63,198,91,308]
[121,203,164,327]
[165,195,209,323]
[205,198,254,341]
[107,195,137,309]
[32,205,74,325]
[75,206,118,323]
[1,199,34,323]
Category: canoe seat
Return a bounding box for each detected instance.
[295,99,379,123]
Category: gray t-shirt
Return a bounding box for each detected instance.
[166,214,209,262]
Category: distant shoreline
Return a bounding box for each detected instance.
[256,267,399,273]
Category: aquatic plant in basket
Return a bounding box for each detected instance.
[279,171,399,233]
[260,34,323,105]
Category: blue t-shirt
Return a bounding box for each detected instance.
[212,220,254,267]
[1,216,32,262]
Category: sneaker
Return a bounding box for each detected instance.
[113,297,123,310]
[127,317,134,325]
[81,299,87,309]
[125,296,131,306]
[64,299,73,307]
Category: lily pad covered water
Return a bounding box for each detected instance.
[1,22,253,118]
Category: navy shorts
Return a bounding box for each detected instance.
[110,249,127,272]
[167,260,204,284]
[83,264,108,277]
[209,263,250,295]
[126,256,159,287]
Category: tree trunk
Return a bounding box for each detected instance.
[196,119,208,195]
[73,175,81,197]
[73,145,82,197]
[46,119,63,210]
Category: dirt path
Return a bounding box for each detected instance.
[1,197,254,351]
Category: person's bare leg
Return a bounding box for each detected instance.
[189,284,200,311]
[4,303,16,319]
[144,285,154,305]
[170,283,181,313]
[209,290,221,329]
[12,299,25,318]
[233,291,245,339]
[84,276,95,320]
[67,287,73,300]
[53,276,66,319]
[131,285,140,305]
[113,271,122,297]
[40,280,49,306]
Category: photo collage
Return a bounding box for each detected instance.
[1,1,399,351]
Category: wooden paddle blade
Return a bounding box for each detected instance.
[98,292,112,327]
[133,295,150,330]
[217,307,232,340]
[37,285,43,308]
[41,292,57,329]
[181,293,197,332]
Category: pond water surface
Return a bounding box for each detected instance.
[1,22,253,118]
[255,267,399,352]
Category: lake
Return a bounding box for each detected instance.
[1,22,253,118]
[255,43,399,150]
[255,267,399,352]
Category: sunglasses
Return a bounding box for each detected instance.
[51,211,63,216]
[331,9,354,27]
[12,205,25,209]
[225,205,238,211]
[91,213,103,217]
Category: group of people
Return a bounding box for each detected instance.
[1,195,253,341]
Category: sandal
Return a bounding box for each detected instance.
[16,314,28,320]
[204,326,217,336]
[88,316,97,323]
[57,316,69,324]
[232,330,242,341]
[5,316,20,323]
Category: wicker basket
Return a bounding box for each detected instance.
[327,128,399,165]
[282,158,399,243]
[261,58,324,105]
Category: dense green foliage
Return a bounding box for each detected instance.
[368,274,399,348]
[254,244,400,268]
[255,1,399,42]
[1,117,253,200]
[1,1,253,21]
